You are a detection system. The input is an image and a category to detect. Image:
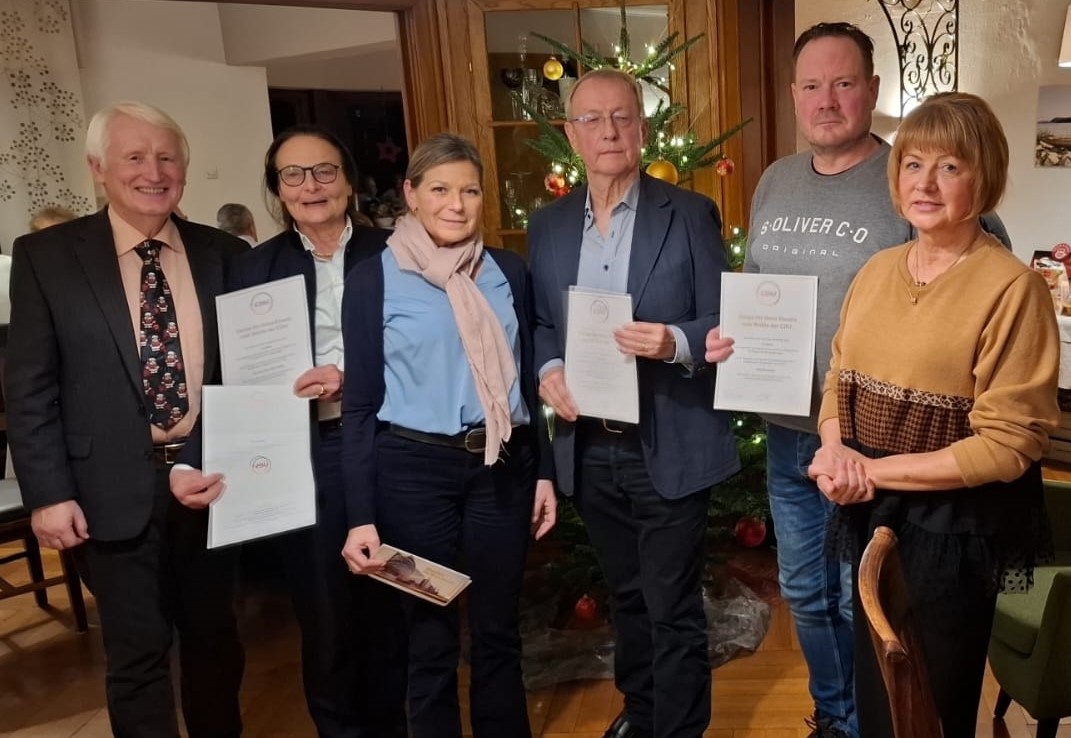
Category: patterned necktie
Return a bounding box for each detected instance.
[135,240,188,429]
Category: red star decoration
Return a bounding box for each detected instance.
[377,137,403,163]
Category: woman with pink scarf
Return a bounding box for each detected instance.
[340,133,557,738]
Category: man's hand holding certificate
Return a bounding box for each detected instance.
[713,273,818,417]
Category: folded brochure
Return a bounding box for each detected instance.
[369,544,472,606]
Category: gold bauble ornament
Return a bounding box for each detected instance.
[542,57,564,81]
[645,159,679,185]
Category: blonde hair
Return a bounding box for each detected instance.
[85,101,190,167]
[405,133,483,188]
[565,68,646,120]
[888,92,1008,221]
[29,205,78,232]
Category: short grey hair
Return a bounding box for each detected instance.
[565,68,646,120]
[85,101,190,167]
[216,203,255,236]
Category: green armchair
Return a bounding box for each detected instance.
[988,479,1071,738]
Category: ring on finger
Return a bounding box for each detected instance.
[317,384,326,397]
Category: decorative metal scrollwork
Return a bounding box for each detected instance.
[874,0,959,115]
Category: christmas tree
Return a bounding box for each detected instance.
[520,0,750,189]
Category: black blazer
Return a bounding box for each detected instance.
[4,209,246,541]
[528,173,741,499]
[340,247,550,527]
[179,225,390,466]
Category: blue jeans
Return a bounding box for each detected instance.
[766,424,857,737]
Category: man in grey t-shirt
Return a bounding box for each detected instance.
[707,23,891,738]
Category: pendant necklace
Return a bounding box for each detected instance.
[907,235,979,305]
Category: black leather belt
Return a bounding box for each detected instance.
[319,417,343,432]
[389,424,489,453]
[152,441,186,466]
[578,417,636,435]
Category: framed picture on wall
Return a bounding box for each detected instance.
[1036,85,1071,167]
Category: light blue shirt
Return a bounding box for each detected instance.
[378,249,530,434]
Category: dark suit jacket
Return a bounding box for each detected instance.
[4,209,246,541]
[179,225,390,467]
[528,173,740,499]
[340,247,550,527]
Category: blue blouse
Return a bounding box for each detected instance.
[377,248,530,434]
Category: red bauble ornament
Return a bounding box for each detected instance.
[715,157,736,177]
[574,593,598,622]
[734,516,767,548]
[544,172,569,198]
[1053,242,1071,262]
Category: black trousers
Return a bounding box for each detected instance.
[280,422,408,738]
[374,430,535,738]
[73,466,244,738]
[572,425,711,738]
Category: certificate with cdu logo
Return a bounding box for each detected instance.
[216,275,312,386]
[713,273,818,417]
[564,287,639,424]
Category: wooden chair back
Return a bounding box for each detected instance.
[858,526,943,738]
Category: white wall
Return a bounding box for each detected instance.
[265,47,403,91]
[797,0,1071,260]
[73,0,277,238]
[217,5,396,66]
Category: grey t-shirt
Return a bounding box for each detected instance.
[744,140,912,434]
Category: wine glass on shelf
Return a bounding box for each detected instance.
[503,173,528,229]
[500,68,523,120]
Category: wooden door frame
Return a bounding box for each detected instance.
[174,0,450,148]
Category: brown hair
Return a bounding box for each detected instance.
[888,92,1008,221]
[262,125,370,229]
[793,22,876,79]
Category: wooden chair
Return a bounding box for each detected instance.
[0,478,89,632]
[858,526,943,738]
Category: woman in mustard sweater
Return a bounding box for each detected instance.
[808,92,1059,738]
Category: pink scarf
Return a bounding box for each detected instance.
[387,214,516,465]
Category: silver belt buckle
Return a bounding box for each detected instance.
[601,419,625,434]
[463,427,487,453]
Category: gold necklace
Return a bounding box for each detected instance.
[907,235,980,304]
[310,249,336,261]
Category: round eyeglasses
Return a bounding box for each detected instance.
[277,163,341,187]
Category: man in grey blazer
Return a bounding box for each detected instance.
[528,69,740,738]
[5,102,245,737]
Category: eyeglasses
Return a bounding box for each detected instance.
[277,163,341,187]
[568,113,638,130]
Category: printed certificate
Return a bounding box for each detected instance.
[564,287,639,424]
[713,272,818,416]
[216,275,312,386]
[204,385,316,548]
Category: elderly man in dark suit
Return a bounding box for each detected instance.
[5,101,246,738]
[528,69,741,738]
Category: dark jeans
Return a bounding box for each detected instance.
[73,466,244,738]
[573,424,711,738]
[280,422,408,738]
[375,429,535,738]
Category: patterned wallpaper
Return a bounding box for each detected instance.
[0,0,93,250]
